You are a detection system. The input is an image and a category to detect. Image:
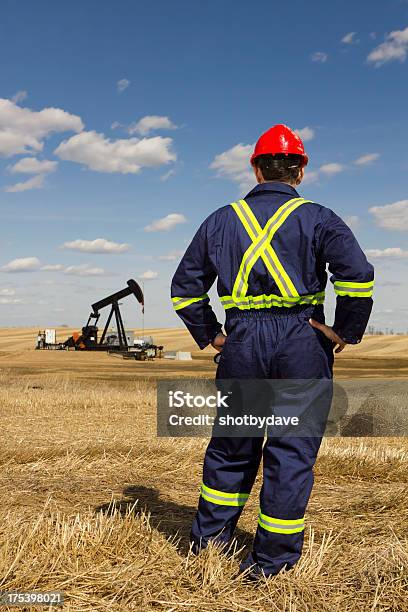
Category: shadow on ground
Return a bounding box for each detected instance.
[96,485,253,557]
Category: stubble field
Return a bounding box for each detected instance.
[0,328,407,611]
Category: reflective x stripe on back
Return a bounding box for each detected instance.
[231,197,312,300]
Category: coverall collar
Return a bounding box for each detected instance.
[245,181,300,199]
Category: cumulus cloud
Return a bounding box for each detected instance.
[0,288,16,296]
[210,143,254,192]
[365,247,408,259]
[1,257,41,272]
[295,127,315,142]
[6,156,58,192]
[354,153,380,166]
[138,270,158,280]
[8,157,58,174]
[369,200,408,231]
[111,121,123,130]
[11,90,27,103]
[158,250,183,261]
[319,163,345,176]
[61,238,130,254]
[302,170,320,185]
[41,264,65,271]
[117,78,130,93]
[0,297,22,304]
[0,98,83,157]
[311,52,328,63]
[342,32,358,44]
[5,174,45,192]
[160,168,176,182]
[55,131,176,174]
[344,215,360,231]
[128,115,178,136]
[64,264,106,276]
[367,26,408,66]
[145,213,187,232]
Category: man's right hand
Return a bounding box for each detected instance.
[211,332,226,352]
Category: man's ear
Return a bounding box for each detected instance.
[296,167,305,185]
[253,164,263,183]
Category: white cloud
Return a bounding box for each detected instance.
[11,90,27,103]
[64,264,106,277]
[303,162,347,184]
[342,32,358,44]
[369,200,408,231]
[365,247,408,259]
[210,143,254,192]
[302,170,320,185]
[61,238,130,254]
[145,213,187,232]
[0,288,16,296]
[41,264,65,271]
[1,257,41,272]
[311,52,328,63]
[0,98,83,157]
[354,153,380,166]
[8,157,58,174]
[54,131,176,174]
[367,26,408,66]
[5,174,45,192]
[111,121,123,130]
[0,297,22,304]
[158,250,183,261]
[117,78,130,93]
[138,270,158,280]
[128,115,178,136]
[295,127,315,142]
[319,163,345,176]
[344,215,359,231]
[160,168,176,182]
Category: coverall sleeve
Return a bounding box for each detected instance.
[171,218,222,349]
[318,209,374,344]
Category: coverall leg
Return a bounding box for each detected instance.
[190,306,334,577]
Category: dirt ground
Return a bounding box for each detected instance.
[0,328,407,610]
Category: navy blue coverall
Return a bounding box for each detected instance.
[171,182,374,577]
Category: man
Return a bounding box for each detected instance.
[171,124,374,578]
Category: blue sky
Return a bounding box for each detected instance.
[1,0,408,333]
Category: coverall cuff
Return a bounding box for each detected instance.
[191,323,223,350]
[332,325,362,345]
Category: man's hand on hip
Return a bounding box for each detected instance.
[309,318,347,353]
[211,332,226,352]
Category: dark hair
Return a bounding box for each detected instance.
[253,154,303,184]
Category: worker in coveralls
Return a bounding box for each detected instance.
[171,124,374,578]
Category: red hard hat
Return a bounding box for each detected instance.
[250,124,309,167]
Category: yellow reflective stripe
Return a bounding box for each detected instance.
[231,198,310,300]
[335,290,373,297]
[201,483,249,507]
[258,511,305,534]
[231,200,263,240]
[219,292,325,310]
[232,198,303,298]
[334,281,374,288]
[172,294,209,311]
[334,280,374,298]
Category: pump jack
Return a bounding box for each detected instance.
[64,279,144,350]
[36,279,163,359]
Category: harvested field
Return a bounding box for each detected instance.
[0,328,407,610]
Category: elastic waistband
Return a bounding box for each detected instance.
[226,304,319,319]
